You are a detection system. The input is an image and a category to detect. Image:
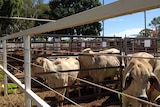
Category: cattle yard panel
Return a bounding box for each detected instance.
[123,37,160,56]
[31,34,122,52]
[1,36,160,106]
[3,35,160,56]
[1,36,160,107]
[0,37,51,107]
[31,34,124,105]
[2,35,124,106]
[3,34,123,57]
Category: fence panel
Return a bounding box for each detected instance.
[124,37,160,56]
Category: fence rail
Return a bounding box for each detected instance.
[0,0,160,107]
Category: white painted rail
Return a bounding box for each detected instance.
[1,0,160,40]
[0,0,160,107]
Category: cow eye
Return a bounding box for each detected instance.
[123,75,133,90]
[126,76,133,82]
[149,77,155,85]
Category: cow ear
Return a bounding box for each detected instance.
[123,72,133,90]
[150,73,160,92]
[75,56,79,60]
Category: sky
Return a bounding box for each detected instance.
[43,0,160,38]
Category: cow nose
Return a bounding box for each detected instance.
[137,96,148,101]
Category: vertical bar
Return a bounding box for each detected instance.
[119,37,123,107]
[70,36,73,52]
[124,37,128,66]
[23,35,31,107]
[102,0,104,37]
[2,40,8,95]
[144,11,147,37]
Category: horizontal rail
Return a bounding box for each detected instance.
[0,65,50,107]
[34,66,123,75]
[1,0,160,40]
[0,16,56,22]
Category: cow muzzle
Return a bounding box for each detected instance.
[137,96,148,106]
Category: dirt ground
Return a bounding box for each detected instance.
[0,80,121,107]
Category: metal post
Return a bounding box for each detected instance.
[2,40,8,95]
[23,35,31,107]
[102,0,104,37]
[144,11,147,37]
[119,37,123,107]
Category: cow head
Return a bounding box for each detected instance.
[124,72,160,92]
[123,58,160,106]
[31,57,46,77]
[34,57,45,66]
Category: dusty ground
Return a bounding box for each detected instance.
[0,79,121,107]
[0,68,121,107]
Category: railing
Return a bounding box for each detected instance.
[0,0,160,107]
[0,36,51,107]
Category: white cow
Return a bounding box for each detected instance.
[122,52,160,107]
[78,48,95,80]
[65,57,81,97]
[78,48,124,94]
[150,57,160,106]
[31,57,80,107]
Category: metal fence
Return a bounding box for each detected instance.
[0,0,160,107]
[123,37,160,56]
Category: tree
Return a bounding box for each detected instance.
[0,0,23,34]
[149,16,160,37]
[49,0,102,35]
[0,0,3,9]
[34,3,50,26]
[17,0,45,31]
[138,28,152,37]
[0,0,48,35]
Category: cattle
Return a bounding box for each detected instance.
[150,57,160,106]
[31,57,80,107]
[78,48,95,81]
[65,57,81,97]
[122,52,160,107]
[78,48,124,94]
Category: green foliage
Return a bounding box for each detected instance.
[0,0,3,9]
[149,16,160,28]
[138,28,152,37]
[0,0,46,34]
[0,0,23,34]
[0,0,102,37]
[138,16,160,38]
[18,0,43,30]
[149,16,160,37]
[0,0,22,17]
[17,0,50,32]
[49,0,102,35]
[35,3,50,26]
